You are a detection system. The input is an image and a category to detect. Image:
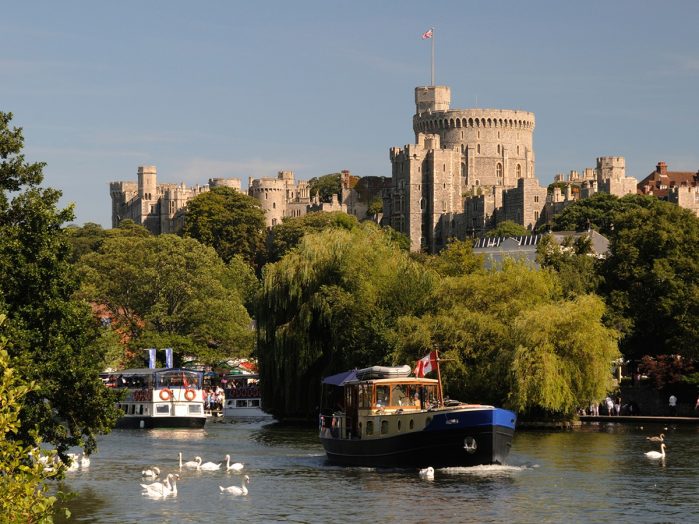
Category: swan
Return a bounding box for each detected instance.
[80,454,91,468]
[419,467,435,480]
[645,443,667,459]
[219,475,250,496]
[141,473,179,497]
[179,452,201,469]
[65,453,80,472]
[199,459,222,471]
[225,454,244,473]
[142,466,160,478]
[646,433,664,442]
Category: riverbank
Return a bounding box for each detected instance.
[579,414,699,425]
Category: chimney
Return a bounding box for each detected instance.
[656,161,667,175]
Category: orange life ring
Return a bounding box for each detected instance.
[159,388,173,401]
[184,388,196,401]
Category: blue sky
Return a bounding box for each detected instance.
[2,1,698,227]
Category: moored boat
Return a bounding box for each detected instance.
[222,373,273,421]
[109,367,207,429]
[319,356,516,468]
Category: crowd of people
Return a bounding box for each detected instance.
[203,386,225,412]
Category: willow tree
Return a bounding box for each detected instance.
[392,259,619,417]
[256,223,436,420]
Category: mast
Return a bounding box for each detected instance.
[435,349,444,407]
[431,27,435,86]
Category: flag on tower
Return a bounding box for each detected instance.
[421,28,433,40]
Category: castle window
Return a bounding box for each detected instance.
[534,195,539,203]
[272,218,277,226]
[517,145,520,155]
[517,164,522,178]
[498,131,500,139]
[534,211,539,221]
[497,144,501,155]
[477,130,480,139]
[477,144,481,154]
[273,202,276,209]
[461,131,464,139]
[497,163,503,178]
[443,163,446,172]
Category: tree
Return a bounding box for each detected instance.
[267,211,358,263]
[536,234,601,298]
[256,223,436,420]
[182,187,266,267]
[308,173,341,203]
[0,321,66,523]
[392,260,619,417]
[0,112,120,460]
[485,220,530,237]
[601,199,699,359]
[79,234,254,365]
[367,197,383,217]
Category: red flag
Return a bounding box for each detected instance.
[421,28,433,40]
[414,351,437,377]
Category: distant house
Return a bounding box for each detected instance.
[472,230,609,269]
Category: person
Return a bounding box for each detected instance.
[605,396,614,416]
[695,394,699,413]
[669,394,677,416]
[614,396,622,416]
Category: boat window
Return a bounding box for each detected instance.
[381,420,389,434]
[250,399,260,407]
[390,384,408,406]
[156,404,170,414]
[358,384,371,408]
[236,400,248,408]
[366,420,374,435]
[397,420,402,431]
[188,405,202,414]
[130,404,135,415]
[375,386,390,407]
[139,404,144,415]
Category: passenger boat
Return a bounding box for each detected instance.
[222,373,273,421]
[109,368,207,429]
[319,356,517,468]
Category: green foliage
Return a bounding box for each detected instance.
[392,261,619,416]
[308,173,341,203]
[427,239,483,277]
[536,234,601,297]
[601,199,699,358]
[0,338,67,523]
[367,197,383,216]
[267,211,359,263]
[79,234,254,365]
[256,223,436,419]
[182,187,266,267]
[639,355,695,390]
[485,220,530,238]
[0,111,120,460]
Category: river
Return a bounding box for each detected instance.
[55,420,698,523]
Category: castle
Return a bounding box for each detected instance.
[382,85,638,252]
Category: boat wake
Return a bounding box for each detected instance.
[439,464,535,477]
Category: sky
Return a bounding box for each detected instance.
[2,1,698,227]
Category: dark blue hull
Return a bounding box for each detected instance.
[321,407,516,468]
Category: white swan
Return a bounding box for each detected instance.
[141,473,179,497]
[142,466,160,478]
[80,454,91,468]
[65,453,80,472]
[646,433,664,442]
[219,474,250,495]
[179,452,201,469]
[645,443,667,459]
[199,459,222,471]
[225,454,244,473]
[419,466,435,480]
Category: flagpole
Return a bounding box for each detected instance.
[435,349,444,407]
[431,27,435,86]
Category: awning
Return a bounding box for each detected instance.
[322,369,357,386]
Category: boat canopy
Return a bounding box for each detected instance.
[322,369,357,386]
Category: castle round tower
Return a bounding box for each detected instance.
[412,86,535,190]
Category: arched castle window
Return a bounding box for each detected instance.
[497,163,503,179]
[517,164,522,178]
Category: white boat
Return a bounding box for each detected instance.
[109,368,207,429]
[221,373,273,421]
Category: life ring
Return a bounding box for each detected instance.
[159,388,173,401]
[184,388,196,401]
